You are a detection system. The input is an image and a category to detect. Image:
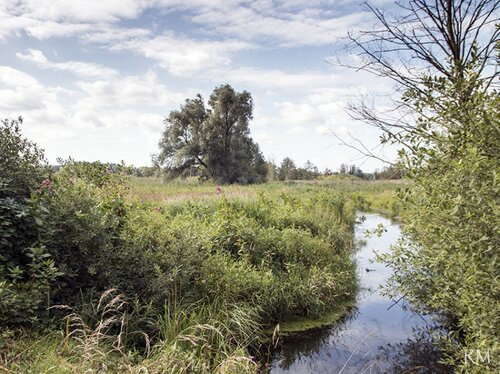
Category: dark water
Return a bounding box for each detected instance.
[268,213,450,374]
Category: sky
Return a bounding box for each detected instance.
[0,0,399,172]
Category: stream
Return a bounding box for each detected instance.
[268,213,449,373]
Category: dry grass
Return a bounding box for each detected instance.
[52,289,150,372]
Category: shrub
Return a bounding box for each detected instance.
[1,120,359,372]
[0,118,59,326]
[380,80,500,372]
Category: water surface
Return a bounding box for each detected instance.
[269,213,447,373]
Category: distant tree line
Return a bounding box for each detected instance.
[372,165,404,180]
[129,165,160,177]
[339,163,404,180]
[50,160,402,182]
[267,157,320,181]
[264,158,402,181]
[122,158,404,182]
[50,162,160,178]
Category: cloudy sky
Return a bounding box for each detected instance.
[1,0,399,172]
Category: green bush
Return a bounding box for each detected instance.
[380,74,499,372]
[0,118,59,326]
[34,161,129,304]
[1,119,359,372]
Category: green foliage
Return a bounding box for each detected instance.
[0,118,59,326]
[0,117,46,252]
[377,35,500,374]
[276,158,320,181]
[117,190,357,324]
[344,1,498,369]
[1,122,361,372]
[373,164,404,180]
[31,160,129,305]
[382,86,499,372]
[157,84,267,184]
[0,117,48,197]
[0,246,60,326]
[2,179,358,371]
[277,157,297,181]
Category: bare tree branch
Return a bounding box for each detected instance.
[328,0,499,162]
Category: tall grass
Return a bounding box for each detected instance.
[128,176,403,217]
[143,299,261,373]
[3,176,393,373]
[2,292,262,373]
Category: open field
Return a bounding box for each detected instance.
[128,176,404,218]
[4,166,404,373]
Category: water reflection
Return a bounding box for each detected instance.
[376,326,453,374]
[268,213,450,374]
[273,311,359,370]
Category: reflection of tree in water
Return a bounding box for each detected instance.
[264,323,453,373]
[274,325,333,370]
[375,326,453,374]
[270,307,360,370]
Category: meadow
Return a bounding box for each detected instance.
[1,155,401,373]
[129,175,403,217]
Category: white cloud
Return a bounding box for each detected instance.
[80,27,151,44]
[0,66,38,87]
[207,66,337,90]
[0,66,182,163]
[16,49,118,79]
[0,0,150,40]
[75,71,184,110]
[22,21,94,40]
[14,0,146,23]
[202,62,394,97]
[113,33,252,76]
[286,126,306,135]
[190,3,370,47]
[0,87,44,111]
[0,6,87,39]
[1,0,371,48]
[252,130,275,145]
[0,66,65,113]
[276,101,320,126]
[315,125,330,135]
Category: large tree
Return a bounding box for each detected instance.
[341,0,499,372]
[157,84,266,184]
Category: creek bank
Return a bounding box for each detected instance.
[266,213,450,373]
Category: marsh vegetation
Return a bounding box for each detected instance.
[3,122,402,372]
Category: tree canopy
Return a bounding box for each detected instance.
[157,84,266,184]
[342,0,499,371]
